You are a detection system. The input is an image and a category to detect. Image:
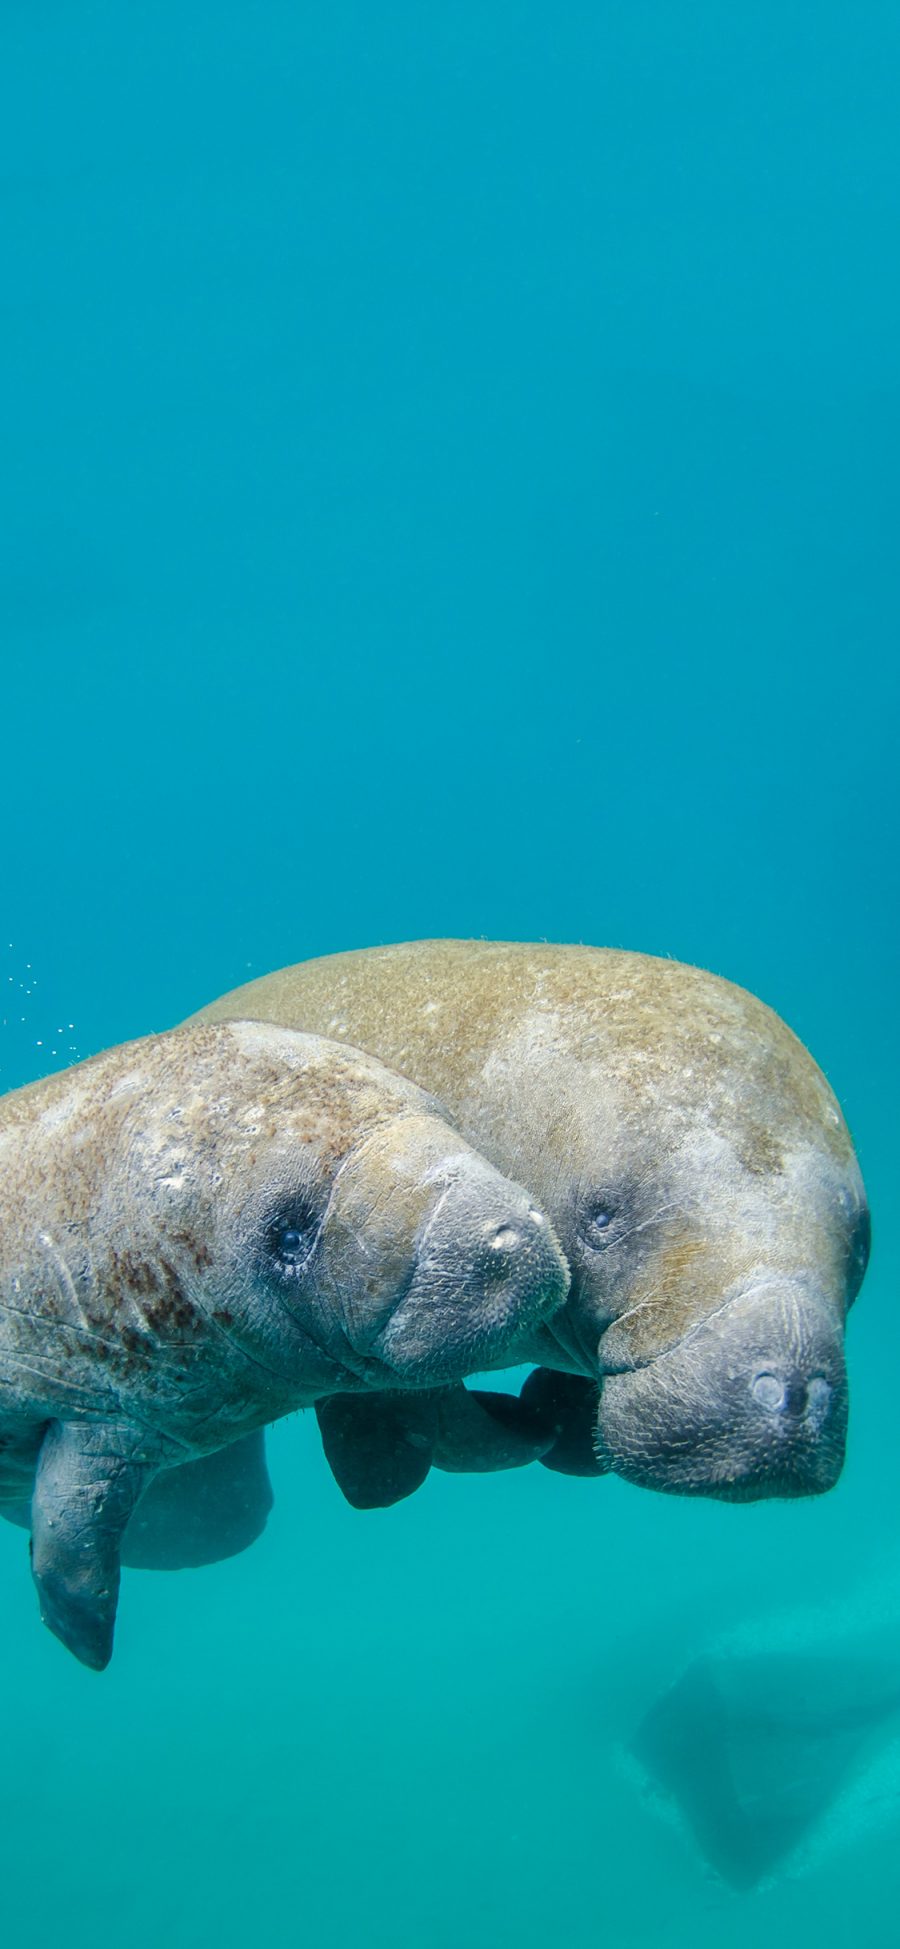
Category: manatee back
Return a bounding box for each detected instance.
[191,939,859,1181]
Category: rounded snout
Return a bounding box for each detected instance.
[596,1278,848,1501]
[372,1161,569,1384]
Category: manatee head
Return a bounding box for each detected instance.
[482,958,869,1500]
[587,1144,866,1502]
[102,1021,569,1401]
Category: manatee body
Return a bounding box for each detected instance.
[0,1017,567,1667]
[196,942,870,1503]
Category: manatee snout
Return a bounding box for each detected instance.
[597,1277,848,1500]
[376,1162,569,1383]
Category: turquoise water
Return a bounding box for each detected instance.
[2,4,898,1941]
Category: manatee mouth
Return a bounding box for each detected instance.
[593,1280,849,1502]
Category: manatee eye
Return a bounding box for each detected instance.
[581,1203,619,1249]
[263,1198,319,1280]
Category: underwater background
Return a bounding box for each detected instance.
[2,3,898,1941]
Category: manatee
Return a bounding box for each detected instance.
[632,1650,900,1888]
[193,941,869,1507]
[0,1017,567,1667]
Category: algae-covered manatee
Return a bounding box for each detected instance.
[0,1017,567,1666]
[194,942,869,1506]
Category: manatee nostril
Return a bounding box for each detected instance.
[806,1375,832,1419]
[477,1224,522,1287]
[490,1224,521,1254]
[477,1223,525,1286]
[750,1371,833,1421]
[752,1371,788,1413]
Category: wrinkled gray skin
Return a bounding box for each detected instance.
[194,942,870,1505]
[0,1017,567,1668]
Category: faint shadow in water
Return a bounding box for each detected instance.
[631,1610,900,1892]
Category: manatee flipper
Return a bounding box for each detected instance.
[30,1419,160,1670]
[431,1384,557,1472]
[121,1431,274,1570]
[520,1368,607,1476]
[316,1375,582,1506]
[315,1392,441,1509]
[3,1432,274,1570]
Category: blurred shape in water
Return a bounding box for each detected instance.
[633,1643,900,1889]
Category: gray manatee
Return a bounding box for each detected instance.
[0,1017,567,1667]
[633,1648,900,1889]
[194,941,869,1505]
